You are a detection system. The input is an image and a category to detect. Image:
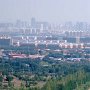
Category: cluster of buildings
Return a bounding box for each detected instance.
[0,35,85,48]
[8,53,44,59]
[0,18,90,52]
[0,35,90,49]
[0,18,90,35]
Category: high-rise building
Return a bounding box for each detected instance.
[0,37,11,46]
[31,18,36,28]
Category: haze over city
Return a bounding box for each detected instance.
[1,0,90,90]
[0,0,90,23]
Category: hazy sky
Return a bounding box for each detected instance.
[0,0,90,23]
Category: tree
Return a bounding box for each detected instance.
[0,76,3,82]
[6,75,13,82]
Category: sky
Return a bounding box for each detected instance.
[0,0,90,23]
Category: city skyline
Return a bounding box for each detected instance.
[0,0,90,23]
